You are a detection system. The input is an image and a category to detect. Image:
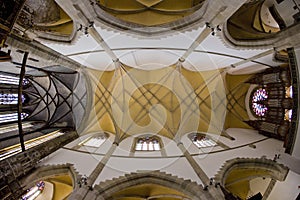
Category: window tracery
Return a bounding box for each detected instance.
[79,134,107,148]
[285,86,293,98]
[285,109,292,121]
[189,133,217,148]
[135,135,161,151]
[251,88,268,117]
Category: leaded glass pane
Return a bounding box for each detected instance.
[252,88,268,117]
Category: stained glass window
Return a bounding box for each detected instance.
[252,88,268,117]
[0,93,26,105]
[135,136,160,151]
[20,180,45,200]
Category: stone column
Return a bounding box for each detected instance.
[88,27,118,62]
[177,142,224,200]
[69,142,118,200]
[180,27,211,61]
[262,178,277,200]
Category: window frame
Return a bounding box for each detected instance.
[132,135,162,152]
[78,132,108,148]
[250,87,269,117]
[188,133,218,148]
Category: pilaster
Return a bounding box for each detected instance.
[68,142,118,200]
[177,142,224,200]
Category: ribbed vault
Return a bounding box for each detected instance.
[97,0,205,26]
[91,62,227,141]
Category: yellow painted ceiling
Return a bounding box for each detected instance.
[225,74,252,129]
[46,174,73,200]
[92,64,228,141]
[225,168,273,200]
[227,1,277,40]
[97,0,204,26]
[34,6,73,35]
[111,183,189,200]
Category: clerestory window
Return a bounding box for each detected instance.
[0,93,26,105]
[0,112,28,124]
[79,133,108,148]
[135,135,161,151]
[189,133,217,148]
[0,74,29,86]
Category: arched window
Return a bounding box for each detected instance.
[0,93,26,105]
[79,133,108,148]
[0,74,29,86]
[135,135,161,151]
[188,133,217,148]
[0,112,28,124]
[251,88,268,117]
[20,180,45,200]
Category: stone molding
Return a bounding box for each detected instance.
[20,163,79,190]
[221,22,300,50]
[214,157,289,186]
[92,171,214,200]
[58,0,247,39]
[89,0,209,38]
[6,34,86,70]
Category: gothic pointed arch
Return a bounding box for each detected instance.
[222,0,300,49]
[20,163,78,200]
[214,157,289,199]
[93,171,215,200]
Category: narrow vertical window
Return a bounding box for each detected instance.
[285,86,293,98]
